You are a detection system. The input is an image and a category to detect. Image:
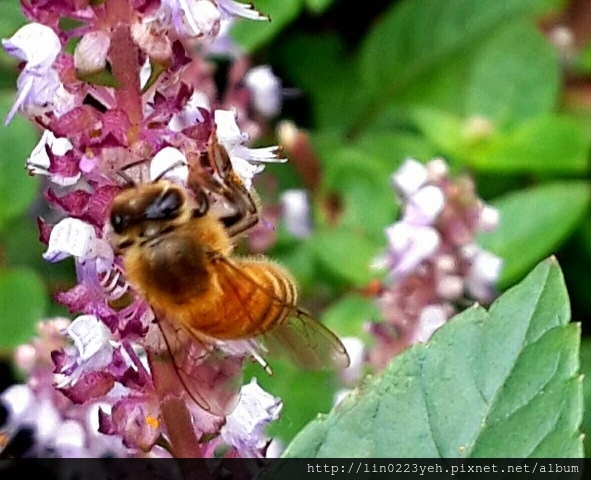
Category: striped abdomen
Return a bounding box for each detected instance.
[179,257,298,340]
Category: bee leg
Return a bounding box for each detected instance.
[219,185,260,238]
[191,189,210,217]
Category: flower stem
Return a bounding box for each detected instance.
[161,395,203,458]
[149,350,203,458]
[106,0,142,142]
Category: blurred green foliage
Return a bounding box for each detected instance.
[1,0,591,455]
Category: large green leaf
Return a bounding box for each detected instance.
[478,182,591,288]
[580,340,591,457]
[465,20,558,125]
[355,0,562,133]
[409,108,589,174]
[0,268,48,349]
[282,259,582,457]
[469,116,590,173]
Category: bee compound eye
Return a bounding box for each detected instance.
[152,189,183,220]
[160,190,181,215]
[110,212,127,233]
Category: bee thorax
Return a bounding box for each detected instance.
[136,234,210,302]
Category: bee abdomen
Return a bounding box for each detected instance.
[196,258,298,340]
[253,262,297,332]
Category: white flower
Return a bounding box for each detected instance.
[217,0,268,21]
[26,130,79,186]
[214,109,285,190]
[221,378,282,457]
[465,247,503,301]
[67,315,113,362]
[1,385,35,425]
[403,185,445,226]
[411,305,448,343]
[2,23,60,67]
[244,66,282,118]
[168,90,209,132]
[73,31,110,75]
[391,159,428,198]
[158,0,221,38]
[57,315,115,388]
[280,189,312,238]
[52,84,78,118]
[150,147,189,184]
[478,204,500,232]
[386,222,440,277]
[139,57,152,90]
[52,420,87,457]
[43,218,114,269]
[339,337,365,386]
[2,23,63,124]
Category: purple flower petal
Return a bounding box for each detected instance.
[59,370,115,404]
[98,397,161,451]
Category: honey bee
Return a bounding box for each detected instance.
[109,135,350,412]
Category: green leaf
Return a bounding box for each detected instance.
[304,0,335,14]
[311,228,382,287]
[0,4,26,44]
[321,147,397,236]
[353,132,438,166]
[408,107,467,160]
[231,0,301,52]
[355,0,562,133]
[0,268,48,349]
[478,182,591,289]
[277,34,366,133]
[469,115,590,173]
[283,259,582,457]
[321,294,379,342]
[0,216,76,287]
[574,40,591,74]
[410,109,590,174]
[580,340,591,457]
[465,20,558,125]
[0,93,40,231]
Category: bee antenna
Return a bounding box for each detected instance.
[152,159,188,182]
[116,170,136,187]
[117,158,153,186]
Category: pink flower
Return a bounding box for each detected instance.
[368,158,503,369]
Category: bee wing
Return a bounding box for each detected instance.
[256,311,351,371]
[211,255,350,371]
[154,314,243,416]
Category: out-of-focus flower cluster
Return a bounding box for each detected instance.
[368,158,502,369]
[2,0,286,458]
[0,319,125,457]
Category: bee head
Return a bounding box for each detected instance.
[110,182,187,235]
